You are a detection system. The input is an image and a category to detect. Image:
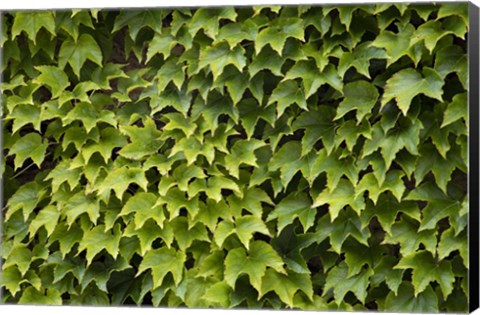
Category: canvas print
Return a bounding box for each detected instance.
[0,2,475,313]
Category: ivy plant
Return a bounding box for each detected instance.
[0,3,469,312]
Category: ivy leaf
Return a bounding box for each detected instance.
[334,80,379,123]
[97,167,148,200]
[238,99,276,139]
[189,7,237,39]
[405,183,462,231]
[146,33,177,62]
[202,281,232,308]
[313,179,365,221]
[435,45,467,88]
[224,241,285,292]
[12,12,55,44]
[118,118,163,160]
[384,282,438,312]
[155,59,185,92]
[63,191,100,226]
[119,192,165,230]
[248,46,285,78]
[3,244,32,276]
[323,262,373,304]
[224,139,266,178]
[314,209,370,253]
[382,68,444,115]
[170,217,209,251]
[395,250,454,297]
[28,205,60,239]
[267,193,315,235]
[355,170,405,204]
[338,42,387,78]
[371,23,420,66]
[112,9,166,39]
[414,143,456,193]
[18,287,62,305]
[235,215,271,250]
[442,92,467,127]
[437,228,468,267]
[137,247,186,288]
[8,133,48,170]
[292,106,336,156]
[255,18,304,55]
[384,217,437,256]
[363,121,423,169]
[33,66,69,99]
[360,194,421,235]
[58,34,103,77]
[77,224,122,266]
[259,269,313,308]
[227,187,273,219]
[268,141,303,189]
[283,61,343,98]
[198,43,246,81]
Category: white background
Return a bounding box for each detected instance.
[0,0,479,315]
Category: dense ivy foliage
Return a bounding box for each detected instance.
[0,3,469,312]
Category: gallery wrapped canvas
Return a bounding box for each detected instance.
[0,1,478,313]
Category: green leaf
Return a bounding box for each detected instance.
[334,80,379,123]
[292,107,336,156]
[361,194,421,235]
[8,133,48,170]
[338,42,387,78]
[113,10,166,40]
[12,12,55,44]
[355,170,405,204]
[33,66,69,99]
[384,282,438,312]
[58,34,103,77]
[395,250,454,297]
[137,247,186,288]
[313,179,365,221]
[28,205,60,238]
[267,193,315,235]
[3,244,32,276]
[18,287,62,305]
[248,46,285,78]
[77,224,122,266]
[198,43,246,81]
[283,61,343,98]
[63,191,100,226]
[259,269,313,308]
[438,228,468,268]
[118,118,163,160]
[384,217,437,256]
[235,215,271,250]
[414,143,456,193]
[314,208,370,253]
[435,45,467,88]
[202,281,232,308]
[442,92,467,127]
[323,262,373,304]
[146,33,177,62]
[224,241,285,292]
[405,183,462,231]
[119,192,165,229]
[224,139,266,178]
[371,23,420,66]
[97,167,148,200]
[255,18,304,55]
[188,7,237,39]
[363,121,423,169]
[382,68,444,115]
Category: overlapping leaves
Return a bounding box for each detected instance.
[1,3,469,312]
